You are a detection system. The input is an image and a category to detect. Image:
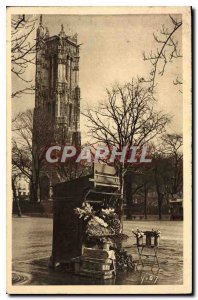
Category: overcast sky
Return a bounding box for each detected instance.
[12,13,183,141]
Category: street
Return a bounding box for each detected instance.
[12,217,183,285]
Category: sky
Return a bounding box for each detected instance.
[12,13,183,141]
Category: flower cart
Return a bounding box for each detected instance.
[52,164,134,278]
[51,164,121,268]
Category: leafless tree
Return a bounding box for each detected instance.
[12,109,54,202]
[151,134,183,219]
[83,80,171,217]
[125,165,154,219]
[143,15,182,92]
[12,109,91,201]
[161,133,183,196]
[11,14,37,98]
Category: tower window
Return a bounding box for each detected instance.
[65,56,69,81]
[70,58,72,89]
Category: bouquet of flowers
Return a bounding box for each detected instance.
[152,229,161,237]
[75,203,128,245]
[132,228,144,238]
[74,202,94,221]
[86,216,113,237]
[114,248,135,272]
[132,228,144,246]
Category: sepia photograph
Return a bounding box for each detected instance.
[6,6,192,294]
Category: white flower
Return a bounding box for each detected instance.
[132,228,144,238]
[93,216,108,228]
[101,208,115,216]
[74,202,94,219]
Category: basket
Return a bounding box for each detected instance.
[145,231,160,247]
[136,236,143,246]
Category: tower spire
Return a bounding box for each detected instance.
[59,24,66,38]
[39,14,43,26]
[37,14,49,40]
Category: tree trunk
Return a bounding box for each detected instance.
[30,179,39,202]
[12,178,22,217]
[144,184,148,219]
[154,166,162,220]
[125,173,132,220]
[158,195,162,220]
[118,168,125,222]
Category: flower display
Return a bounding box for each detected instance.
[86,218,112,237]
[75,202,128,244]
[74,202,94,220]
[93,216,108,228]
[152,229,161,237]
[114,248,135,272]
[75,202,131,272]
[101,208,115,216]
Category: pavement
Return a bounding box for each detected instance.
[12,217,183,285]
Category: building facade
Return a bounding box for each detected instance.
[16,174,30,199]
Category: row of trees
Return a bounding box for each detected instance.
[124,134,183,219]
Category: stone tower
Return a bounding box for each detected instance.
[32,16,81,201]
[34,16,81,146]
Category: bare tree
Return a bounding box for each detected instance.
[152,154,170,219]
[151,134,183,219]
[11,14,37,98]
[126,165,154,219]
[12,109,91,201]
[143,15,182,92]
[12,109,54,202]
[161,133,183,197]
[83,80,170,218]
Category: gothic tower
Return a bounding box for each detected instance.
[34,16,81,146]
[32,16,81,201]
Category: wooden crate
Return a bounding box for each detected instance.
[71,248,116,279]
